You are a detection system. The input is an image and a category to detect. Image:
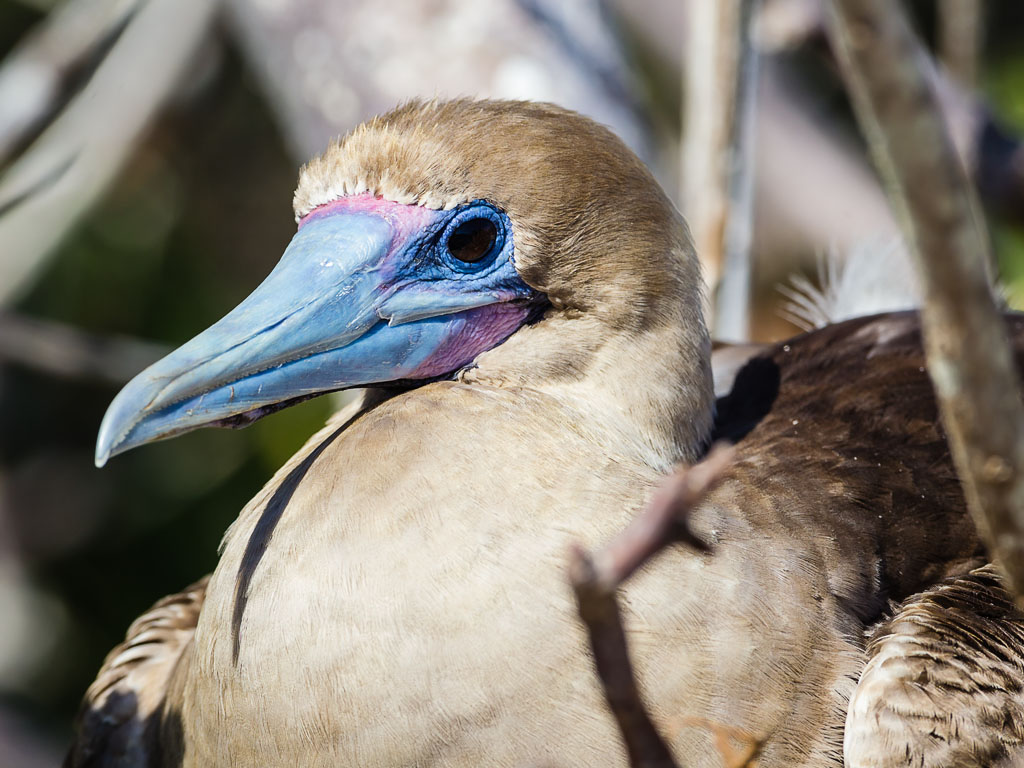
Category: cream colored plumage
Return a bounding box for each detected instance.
[69,99,1024,768]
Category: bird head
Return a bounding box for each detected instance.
[96,99,710,467]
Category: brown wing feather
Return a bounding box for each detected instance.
[65,576,207,768]
[844,565,1024,767]
[714,312,1010,618]
[713,311,1024,763]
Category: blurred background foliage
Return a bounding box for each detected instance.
[0,3,332,759]
[1,0,1024,762]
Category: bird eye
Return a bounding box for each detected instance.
[446,218,497,263]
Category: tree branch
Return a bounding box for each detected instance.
[827,0,1024,604]
[681,1,761,342]
[0,0,218,308]
[0,312,166,384]
[569,444,735,768]
[938,0,983,89]
[0,0,141,166]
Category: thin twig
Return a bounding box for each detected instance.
[570,548,677,768]
[569,444,736,768]
[680,1,737,323]
[827,0,1024,605]
[715,0,761,343]
[681,1,761,342]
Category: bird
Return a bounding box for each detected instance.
[67,98,1024,767]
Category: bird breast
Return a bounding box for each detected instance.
[168,382,860,767]
[177,382,651,765]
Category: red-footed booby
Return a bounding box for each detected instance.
[69,99,1024,768]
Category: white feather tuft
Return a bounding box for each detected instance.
[779,239,921,330]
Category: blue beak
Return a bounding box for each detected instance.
[95,206,536,466]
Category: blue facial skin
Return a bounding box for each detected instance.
[95,201,538,467]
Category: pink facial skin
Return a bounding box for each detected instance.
[408,302,534,379]
[300,193,441,254]
[301,193,538,382]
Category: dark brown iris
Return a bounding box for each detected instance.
[446,218,497,263]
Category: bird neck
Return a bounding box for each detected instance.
[463,306,714,470]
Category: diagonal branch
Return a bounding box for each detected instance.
[0,312,167,384]
[826,0,1024,605]
[0,0,218,308]
[0,0,141,166]
[569,444,735,768]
